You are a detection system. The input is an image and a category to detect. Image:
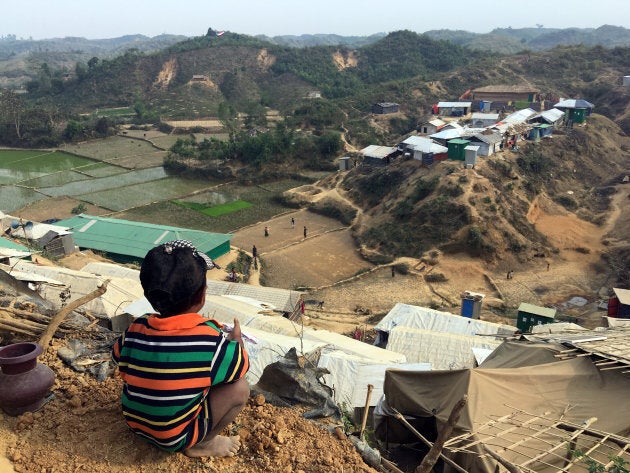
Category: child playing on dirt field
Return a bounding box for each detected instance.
[112,240,249,458]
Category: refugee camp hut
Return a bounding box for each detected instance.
[398,135,448,162]
[447,139,470,161]
[468,130,503,156]
[338,156,351,170]
[373,303,515,369]
[464,145,479,168]
[516,302,556,332]
[4,258,145,330]
[377,333,630,471]
[56,214,232,264]
[528,107,565,128]
[359,145,399,166]
[470,112,499,127]
[417,118,445,135]
[437,101,471,117]
[608,288,630,318]
[471,84,540,106]
[372,102,399,114]
[554,98,594,126]
[37,229,75,257]
[428,128,461,148]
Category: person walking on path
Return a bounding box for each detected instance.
[391,266,395,278]
[252,245,257,260]
[264,226,269,237]
[291,217,295,228]
[303,226,307,238]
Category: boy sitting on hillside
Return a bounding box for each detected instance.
[112,240,250,457]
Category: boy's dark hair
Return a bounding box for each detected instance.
[140,241,208,317]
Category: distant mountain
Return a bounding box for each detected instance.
[255,33,386,48]
[424,25,630,54]
[0,34,188,89]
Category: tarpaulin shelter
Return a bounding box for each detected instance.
[376,335,630,472]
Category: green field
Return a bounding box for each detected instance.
[0,150,96,185]
[94,107,135,118]
[78,177,213,211]
[175,200,253,217]
[114,179,307,232]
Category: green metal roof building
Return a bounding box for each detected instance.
[516,302,556,333]
[56,214,232,264]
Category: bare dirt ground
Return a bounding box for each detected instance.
[0,340,378,473]
[15,196,109,222]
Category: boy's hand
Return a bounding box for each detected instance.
[228,318,244,346]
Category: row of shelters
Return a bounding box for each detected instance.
[357,96,593,168]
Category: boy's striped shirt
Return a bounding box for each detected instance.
[112,312,249,451]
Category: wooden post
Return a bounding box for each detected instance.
[39,280,109,351]
[416,395,468,473]
[359,384,374,441]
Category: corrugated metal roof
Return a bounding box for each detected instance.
[204,280,303,313]
[473,85,539,93]
[56,214,232,260]
[471,113,500,120]
[518,302,556,319]
[403,136,447,154]
[501,108,537,124]
[428,118,446,127]
[437,102,472,108]
[360,145,398,159]
[531,108,565,123]
[0,237,29,251]
[430,129,462,140]
[472,132,503,144]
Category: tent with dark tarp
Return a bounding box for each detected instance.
[375,340,630,472]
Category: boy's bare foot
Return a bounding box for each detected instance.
[184,435,241,458]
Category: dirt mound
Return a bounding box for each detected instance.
[1,340,378,473]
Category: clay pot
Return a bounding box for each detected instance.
[0,342,55,416]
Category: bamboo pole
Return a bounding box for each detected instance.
[416,395,468,473]
[391,408,468,473]
[39,280,109,351]
[359,384,374,441]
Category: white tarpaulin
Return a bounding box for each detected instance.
[318,350,430,409]
[386,327,502,369]
[375,303,516,337]
[3,260,144,319]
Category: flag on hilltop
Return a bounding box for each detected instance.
[216,31,225,36]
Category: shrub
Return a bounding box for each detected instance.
[425,272,448,283]
[71,203,87,214]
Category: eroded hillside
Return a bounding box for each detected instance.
[341,115,630,284]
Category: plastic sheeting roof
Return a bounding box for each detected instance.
[359,145,398,159]
[4,260,144,319]
[56,214,232,260]
[401,136,447,154]
[318,351,430,408]
[386,327,502,369]
[375,303,516,336]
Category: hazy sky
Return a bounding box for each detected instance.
[4,0,629,40]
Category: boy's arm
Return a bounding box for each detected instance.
[111,332,124,365]
[209,318,249,385]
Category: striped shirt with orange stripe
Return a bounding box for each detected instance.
[111,312,249,452]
